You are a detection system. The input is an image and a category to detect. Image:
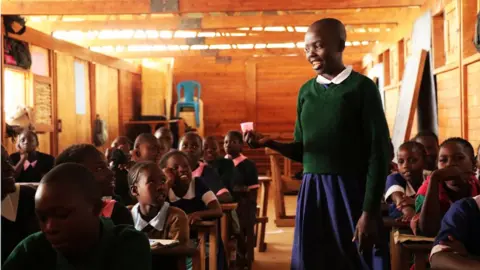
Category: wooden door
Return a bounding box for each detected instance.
[55,53,91,153]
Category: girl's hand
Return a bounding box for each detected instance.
[396,196,415,210]
[434,166,467,183]
[188,212,203,225]
[400,206,416,222]
[352,212,377,253]
[162,168,177,189]
[243,131,270,149]
[440,235,468,257]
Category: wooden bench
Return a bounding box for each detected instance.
[192,220,219,270]
[255,176,271,252]
[389,227,434,270]
[150,240,200,270]
[220,202,237,267]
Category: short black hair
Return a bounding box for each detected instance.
[414,130,439,144]
[19,129,39,146]
[440,137,475,163]
[179,132,203,148]
[158,150,190,169]
[113,136,132,148]
[226,130,243,144]
[128,161,157,188]
[41,163,102,210]
[308,18,347,42]
[55,144,103,166]
[155,127,173,136]
[399,141,427,160]
[134,133,158,149]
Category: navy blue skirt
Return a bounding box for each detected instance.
[291,173,389,270]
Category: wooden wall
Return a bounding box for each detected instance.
[118,70,142,135]
[95,64,119,152]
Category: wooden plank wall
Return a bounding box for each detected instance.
[95,64,119,152]
[368,0,480,149]
[172,56,362,173]
[118,70,142,135]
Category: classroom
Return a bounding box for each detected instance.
[2,0,480,269]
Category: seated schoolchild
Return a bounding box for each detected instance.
[105,136,131,164]
[154,127,175,151]
[2,163,151,270]
[180,132,233,203]
[131,133,162,164]
[414,130,440,172]
[224,131,259,269]
[129,161,189,243]
[385,141,427,221]
[10,130,54,183]
[159,150,225,269]
[412,138,480,237]
[203,136,237,194]
[430,195,480,270]
[55,144,134,226]
[107,136,133,205]
[1,146,39,264]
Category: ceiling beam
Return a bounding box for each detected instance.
[73,33,382,47]
[96,45,370,61]
[2,0,424,15]
[26,11,403,31]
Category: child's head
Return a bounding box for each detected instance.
[158,137,171,160]
[414,131,439,171]
[154,127,174,148]
[438,138,475,172]
[203,136,220,162]
[159,150,192,188]
[133,133,161,163]
[128,161,167,207]
[179,132,203,168]
[112,136,131,156]
[17,129,39,153]
[397,141,426,183]
[35,163,103,257]
[305,18,346,75]
[224,131,243,157]
[2,145,16,198]
[55,144,115,197]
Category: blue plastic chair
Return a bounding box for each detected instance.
[176,80,201,127]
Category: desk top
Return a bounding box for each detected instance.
[221,203,238,211]
[151,241,197,256]
[258,176,272,182]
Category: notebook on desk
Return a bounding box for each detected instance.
[149,239,180,248]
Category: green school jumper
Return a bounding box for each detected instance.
[2,218,152,270]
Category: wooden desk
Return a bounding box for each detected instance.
[151,241,199,270]
[220,203,237,266]
[192,220,218,270]
[390,228,434,270]
[125,119,185,137]
[256,176,271,252]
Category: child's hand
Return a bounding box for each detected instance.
[400,206,415,222]
[396,196,415,210]
[434,166,470,183]
[244,131,270,149]
[440,235,468,257]
[162,168,177,188]
[19,151,28,162]
[188,212,203,225]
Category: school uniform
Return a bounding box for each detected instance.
[1,184,39,264]
[2,217,152,270]
[101,198,134,226]
[10,151,54,183]
[192,162,230,200]
[207,158,237,193]
[430,195,480,260]
[131,202,189,244]
[384,172,425,219]
[291,68,391,270]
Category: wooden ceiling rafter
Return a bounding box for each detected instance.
[1,0,425,15]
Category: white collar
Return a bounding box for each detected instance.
[131,202,170,231]
[2,184,20,222]
[168,178,196,202]
[474,195,480,210]
[316,66,353,85]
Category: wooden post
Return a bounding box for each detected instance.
[245,61,257,123]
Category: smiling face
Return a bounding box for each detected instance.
[1,146,16,198]
[81,152,115,197]
[165,153,192,188]
[304,20,345,76]
[35,182,100,258]
[134,165,167,207]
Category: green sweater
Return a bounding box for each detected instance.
[294,71,391,212]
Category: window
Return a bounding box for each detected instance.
[4,68,27,120]
[74,61,87,115]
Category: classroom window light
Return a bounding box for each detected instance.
[115,46,125,52]
[352,41,361,46]
[296,42,305,48]
[29,16,45,22]
[237,27,250,31]
[179,45,190,50]
[98,30,134,39]
[230,33,247,37]
[368,28,380,33]
[252,27,263,31]
[295,26,308,32]
[216,32,222,37]
[90,46,102,52]
[210,44,231,50]
[127,45,152,52]
[146,30,159,38]
[167,45,181,51]
[345,41,352,46]
[237,44,254,49]
[232,45,237,49]
[191,45,209,50]
[174,31,197,38]
[267,43,296,48]
[361,41,369,46]
[86,31,99,39]
[355,28,367,33]
[255,43,267,49]
[62,17,85,22]
[386,28,391,32]
[287,26,295,32]
[152,45,167,51]
[133,30,147,39]
[264,26,286,32]
[198,32,216,37]
[159,31,173,39]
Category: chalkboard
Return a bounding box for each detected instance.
[392,49,428,158]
